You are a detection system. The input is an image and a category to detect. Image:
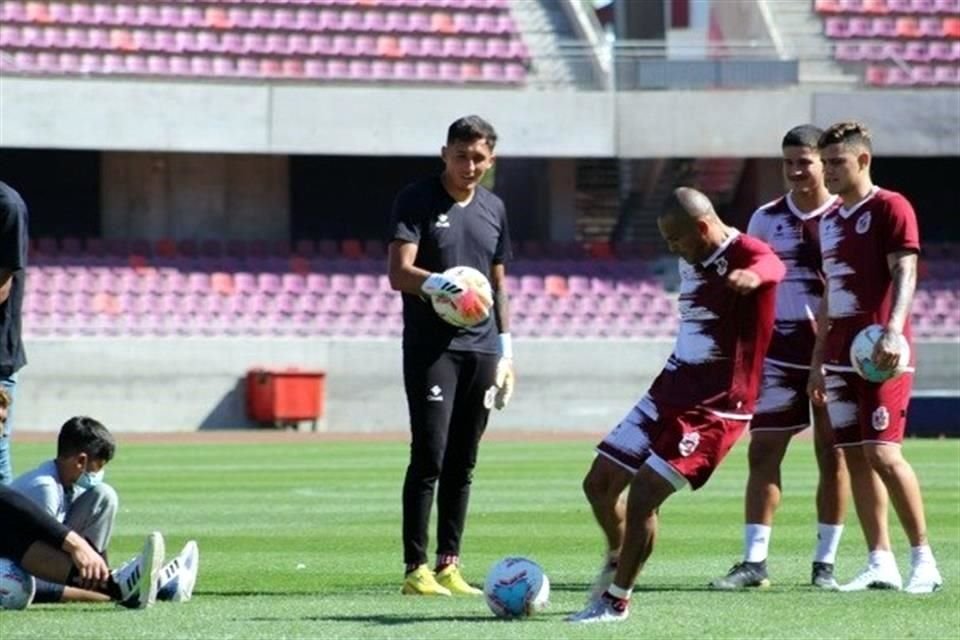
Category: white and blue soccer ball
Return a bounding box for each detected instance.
[850,324,910,383]
[483,557,550,619]
[0,558,36,610]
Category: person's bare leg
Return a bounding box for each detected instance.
[813,405,848,526]
[62,586,111,603]
[19,541,74,584]
[810,405,847,587]
[743,431,792,559]
[863,443,927,547]
[610,465,677,591]
[845,445,891,552]
[582,456,633,554]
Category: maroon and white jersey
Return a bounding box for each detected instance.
[819,187,920,369]
[641,231,786,421]
[747,193,839,367]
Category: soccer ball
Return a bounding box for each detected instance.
[0,558,35,610]
[850,323,911,383]
[431,266,493,328]
[483,557,550,619]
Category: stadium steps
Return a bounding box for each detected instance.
[763,0,861,87]
[507,0,584,89]
[574,159,621,242]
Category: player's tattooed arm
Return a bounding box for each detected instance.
[875,250,918,370]
[490,263,511,333]
[885,250,918,336]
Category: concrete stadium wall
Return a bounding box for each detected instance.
[12,338,959,434]
[101,152,290,241]
[2,77,957,157]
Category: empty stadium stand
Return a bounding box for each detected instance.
[0,0,531,84]
[22,237,960,340]
[815,0,960,86]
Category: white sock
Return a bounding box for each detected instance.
[813,523,844,564]
[868,549,896,568]
[606,583,632,600]
[910,544,935,567]
[744,524,771,563]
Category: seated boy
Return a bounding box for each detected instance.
[11,415,199,604]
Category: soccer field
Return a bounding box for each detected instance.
[4,436,958,639]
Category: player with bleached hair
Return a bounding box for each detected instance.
[808,121,941,593]
[570,187,785,623]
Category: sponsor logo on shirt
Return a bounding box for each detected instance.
[856,211,872,235]
[435,213,451,229]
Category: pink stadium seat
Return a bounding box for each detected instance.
[835,42,864,60]
[903,41,930,61]
[934,64,960,84]
[296,8,319,30]
[825,16,850,37]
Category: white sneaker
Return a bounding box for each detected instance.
[905,563,942,594]
[838,563,902,592]
[587,560,617,603]
[566,596,629,624]
[157,540,200,602]
[115,531,165,609]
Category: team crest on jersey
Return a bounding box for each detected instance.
[872,406,890,431]
[435,213,451,228]
[855,211,872,234]
[678,431,700,457]
[714,257,728,276]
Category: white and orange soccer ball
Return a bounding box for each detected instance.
[430,266,493,328]
[483,557,550,619]
[850,323,911,383]
[0,558,36,610]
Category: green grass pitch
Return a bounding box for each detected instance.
[3,436,958,639]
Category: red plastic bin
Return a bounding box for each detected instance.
[245,368,326,430]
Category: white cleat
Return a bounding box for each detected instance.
[904,563,943,594]
[157,540,200,602]
[115,531,165,609]
[838,564,902,592]
[566,596,629,624]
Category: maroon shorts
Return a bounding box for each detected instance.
[823,369,913,446]
[751,360,812,432]
[597,399,749,490]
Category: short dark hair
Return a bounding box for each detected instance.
[57,417,116,462]
[818,121,873,153]
[782,124,823,149]
[447,115,497,150]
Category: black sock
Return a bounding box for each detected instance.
[67,566,123,600]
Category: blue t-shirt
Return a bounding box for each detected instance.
[11,459,77,522]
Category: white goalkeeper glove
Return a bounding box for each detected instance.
[421,272,463,297]
[494,333,515,410]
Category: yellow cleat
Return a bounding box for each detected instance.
[401,564,452,596]
[436,565,482,596]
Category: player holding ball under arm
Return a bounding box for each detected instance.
[388,115,513,597]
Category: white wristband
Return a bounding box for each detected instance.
[498,333,513,359]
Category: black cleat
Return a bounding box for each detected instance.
[811,562,839,590]
[710,561,771,590]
